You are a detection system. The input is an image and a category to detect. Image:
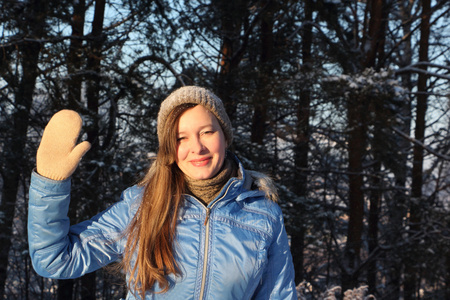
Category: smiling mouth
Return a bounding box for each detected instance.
[190,157,211,166]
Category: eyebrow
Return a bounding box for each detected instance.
[177,124,217,135]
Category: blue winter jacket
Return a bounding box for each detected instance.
[28,159,296,299]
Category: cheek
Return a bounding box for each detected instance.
[220,134,227,152]
[176,144,187,162]
[213,136,227,156]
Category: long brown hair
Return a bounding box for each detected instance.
[122,103,197,298]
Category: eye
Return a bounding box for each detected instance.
[177,136,186,142]
[201,130,215,136]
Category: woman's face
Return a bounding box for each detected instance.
[175,105,227,180]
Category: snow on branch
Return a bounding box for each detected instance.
[396,62,450,81]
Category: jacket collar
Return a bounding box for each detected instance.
[222,153,278,203]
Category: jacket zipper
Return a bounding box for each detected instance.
[198,181,235,300]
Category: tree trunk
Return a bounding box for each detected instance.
[342,97,366,292]
[80,272,97,300]
[367,161,381,296]
[57,1,87,297]
[385,2,413,298]
[0,49,36,300]
[0,1,47,297]
[342,0,387,292]
[404,0,431,298]
[363,0,386,68]
[67,0,86,110]
[447,244,450,299]
[250,1,275,145]
[57,279,74,300]
[216,0,248,123]
[365,1,387,295]
[75,0,106,298]
[291,0,312,285]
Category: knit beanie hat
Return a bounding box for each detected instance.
[157,86,233,145]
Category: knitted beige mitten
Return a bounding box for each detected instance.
[36,110,91,181]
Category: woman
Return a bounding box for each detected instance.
[28,86,296,299]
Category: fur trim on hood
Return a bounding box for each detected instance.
[244,170,279,202]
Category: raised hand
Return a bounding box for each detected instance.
[36,110,91,180]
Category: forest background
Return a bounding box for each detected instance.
[1,0,450,299]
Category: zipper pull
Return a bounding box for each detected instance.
[204,207,211,226]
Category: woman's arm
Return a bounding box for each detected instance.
[28,171,138,279]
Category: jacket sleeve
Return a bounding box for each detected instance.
[252,206,297,300]
[28,171,137,279]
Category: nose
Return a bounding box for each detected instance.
[190,136,205,153]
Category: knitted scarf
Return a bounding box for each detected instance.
[185,156,238,205]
